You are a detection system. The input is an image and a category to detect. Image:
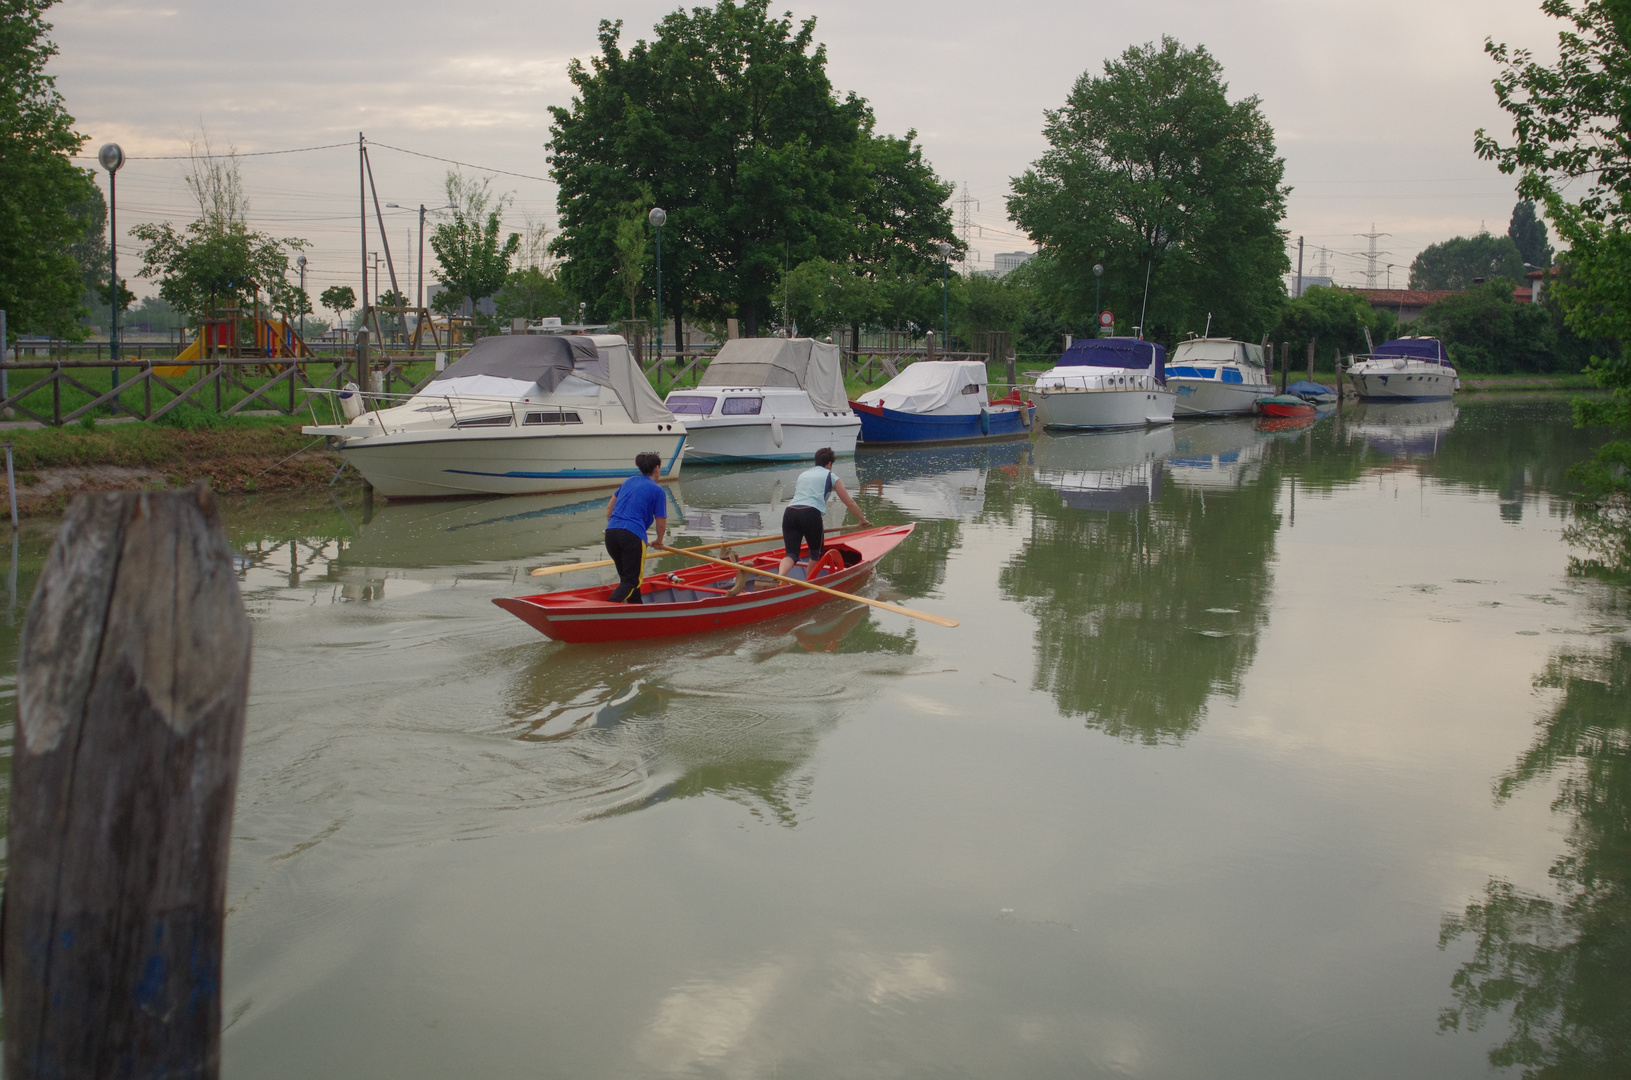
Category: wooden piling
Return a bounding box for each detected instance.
[356,327,370,393]
[3,485,251,1080]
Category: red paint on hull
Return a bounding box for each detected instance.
[494,524,917,643]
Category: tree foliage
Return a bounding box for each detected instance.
[429,171,520,320]
[1269,285,1396,362]
[494,266,577,322]
[1408,233,1526,289]
[1415,278,1558,373]
[1508,199,1554,267]
[319,285,356,323]
[0,0,104,340]
[547,1,956,337]
[1007,37,1290,346]
[1477,0,1631,492]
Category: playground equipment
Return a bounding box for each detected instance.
[154,309,315,377]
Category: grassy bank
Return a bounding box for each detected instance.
[1,416,349,517]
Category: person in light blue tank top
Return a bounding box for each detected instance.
[779,447,871,579]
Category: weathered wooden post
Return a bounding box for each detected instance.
[3,486,251,1080]
[356,327,370,395]
[1307,339,1315,383]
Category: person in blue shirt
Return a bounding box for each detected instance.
[604,452,668,603]
[778,447,871,578]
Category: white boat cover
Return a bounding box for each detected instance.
[698,338,848,413]
[856,360,988,416]
[426,334,674,423]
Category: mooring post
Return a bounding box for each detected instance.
[1307,339,1315,384]
[356,327,370,395]
[3,485,251,1080]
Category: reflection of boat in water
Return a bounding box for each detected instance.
[343,489,617,569]
[1349,400,1459,458]
[1257,412,1317,434]
[495,524,916,643]
[671,460,859,540]
[1166,419,1268,490]
[855,441,1028,521]
[1032,427,1174,511]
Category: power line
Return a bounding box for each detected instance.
[73,141,353,162]
[370,142,552,184]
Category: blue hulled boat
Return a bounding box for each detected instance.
[851,359,1032,445]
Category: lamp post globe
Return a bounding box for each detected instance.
[99,143,125,377]
[649,209,666,360]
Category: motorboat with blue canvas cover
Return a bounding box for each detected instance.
[1026,337,1175,430]
[303,333,685,498]
[850,359,1032,444]
[1347,337,1459,400]
[1166,338,1275,417]
[664,337,859,461]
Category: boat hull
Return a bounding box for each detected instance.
[1255,400,1316,419]
[682,416,860,462]
[1030,387,1176,430]
[851,401,1032,445]
[1348,369,1457,401]
[495,524,916,643]
[340,428,687,499]
[1170,378,1275,417]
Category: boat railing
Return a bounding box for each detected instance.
[301,387,607,429]
[1022,370,1161,393]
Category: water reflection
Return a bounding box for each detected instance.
[1439,635,1631,1075]
[855,442,1028,521]
[1168,419,1268,491]
[1031,428,1173,511]
[1347,400,1459,459]
[1004,428,1280,742]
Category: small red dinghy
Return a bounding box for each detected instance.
[495,524,917,643]
[1255,394,1316,419]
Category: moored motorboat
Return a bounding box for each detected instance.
[850,359,1032,444]
[1287,379,1338,404]
[303,333,684,499]
[1347,337,1459,400]
[665,337,859,462]
[1026,337,1175,430]
[1166,338,1274,417]
[494,524,915,643]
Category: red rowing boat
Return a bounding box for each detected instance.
[494,524,917,643]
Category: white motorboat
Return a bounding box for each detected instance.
[1165,338,1274,417]
[303,333,686,499]
[1026,337,1175,430]
[1032,426,1175,511]
[664,337,859,462]
[1347,337,1459,400]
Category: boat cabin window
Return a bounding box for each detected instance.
[455,414,513,428]
[960,383,981,395]
[1221,369,1244,384]
[666,394,717,416]
[722,396,763,415]
[523,411,582,425]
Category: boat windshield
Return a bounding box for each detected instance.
[1373,338,1448,364]
[666,395,717,416]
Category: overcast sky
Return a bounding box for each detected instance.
[48,0,1564,305]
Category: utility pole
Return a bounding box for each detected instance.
[1295,235,1304,298]
[359,133,367,335]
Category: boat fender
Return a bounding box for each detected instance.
[339,381,364,420]
[771,416,784,447]
[1019,403,1032,428]
[979,407,990,436]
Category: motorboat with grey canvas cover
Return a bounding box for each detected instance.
[665,337,860,461]
[304,333,687,498]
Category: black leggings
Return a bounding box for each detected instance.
[782,505,824,564]
[605,528,646,603]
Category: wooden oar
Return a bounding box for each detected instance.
[655,544,959,629]
[528,529,866,578]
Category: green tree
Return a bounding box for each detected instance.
[0,0,104,340]
[548,2,953,340]
[611,209,647,320]
[1508,199,1553,267]
[1007,37,1289,346]
[1414,278,1556,373]
[494,266,576,322]
[1269,285,1395,364]
[320,285,356,327]
[429,171,519,323]
[775,258,884,338]
[1408,233,1526,289]
[1476,0,1631,493]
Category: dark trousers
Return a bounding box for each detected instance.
[782,505,825,564]
[605,528,646,603]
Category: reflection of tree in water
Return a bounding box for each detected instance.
[871,516,961,600]
[1439,638,1631,1075]
[1564,496,1631,588]
[1001,475,1280,743]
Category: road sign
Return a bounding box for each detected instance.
[1098,310,1114,329]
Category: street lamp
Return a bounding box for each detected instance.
[388,201,456,310]
[649,207,667,358]
[99,142,124,387]
[1093,263,1104,332]
[937,241,952,346]
[296,255,307,339]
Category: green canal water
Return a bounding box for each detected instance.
[1,394,1628,1078]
